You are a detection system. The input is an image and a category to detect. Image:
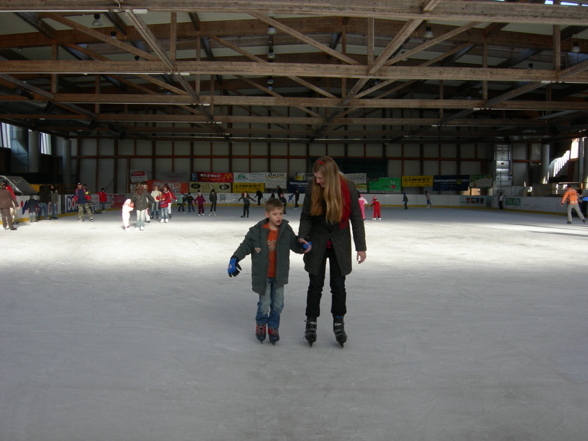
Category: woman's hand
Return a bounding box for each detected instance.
[357,251,366,264]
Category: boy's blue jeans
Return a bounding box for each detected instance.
[256,278,284,329]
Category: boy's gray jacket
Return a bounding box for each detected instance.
[232,218,305,295]
[298,181,366,277]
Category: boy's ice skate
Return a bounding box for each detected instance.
[268,327,279,345]
[256,323,267,343]
[304,318,317,347]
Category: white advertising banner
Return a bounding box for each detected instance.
[233,172,266,183]
[265,172,288,189]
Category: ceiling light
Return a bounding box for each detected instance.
[267,77,274,85]
[267,25,277,35]
[267,50,276,60]
[267,85,273,91]
[110,31,117,39]
[571,41,581,53]
[424,26,433,39]
[92,14,102,27]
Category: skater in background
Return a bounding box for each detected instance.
[0,180,17,230]
[561,185,585,224]
[150,185,162,220]
[38,185,50,220]
[49,184,59,219]
[298,156,367,347]
[255,189,264,206]
[178,193,189,212]
[498,192,504,210]
[73,182,94,222]
[194,191,206,215]
[425,191,432,208]
[209,189,218,216]
[358,194,368,220]
[238,191,255,218]
[294,189,301,209]
[227,198,311,344]
[121,198,133,231]
[130,183,155,231]
[402,192,409,210]
[370,196,381,220]
[165,184,177,219]
[279,192,287,215]
[27,196,39,222]
[4,182,19,225]
[159,185,172,223]
[97,188,108,213]
[186,193,195,212]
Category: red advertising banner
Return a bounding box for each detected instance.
[130,170,147,182]
[196,172,233,182]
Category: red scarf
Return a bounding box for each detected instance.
[339,177,351,229]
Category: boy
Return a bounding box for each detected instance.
[228,198,311,344]
[27,196,40,222]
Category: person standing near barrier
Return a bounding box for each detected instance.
[209,189,218,216]
[73,183,93,222]
[37,185,50,220]
[1,180,17,230]
[561,185,586,225]
[49,185,59,219]
[150,185,161,220]
[97,188,108,213]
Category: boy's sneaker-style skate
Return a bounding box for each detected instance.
[256,323,267,343]
[268,327,280,345]
[333,316,347,348]
[304,317,317,347]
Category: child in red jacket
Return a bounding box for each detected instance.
[370,196,381,220]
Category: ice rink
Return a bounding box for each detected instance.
[1,204,587,441]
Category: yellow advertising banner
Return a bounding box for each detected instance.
[233,182,265,193]
[402,175,433,187]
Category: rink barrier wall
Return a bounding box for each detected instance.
[11,193,571,221]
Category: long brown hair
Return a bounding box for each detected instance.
[309,156,345,223]
[134,184,144,195]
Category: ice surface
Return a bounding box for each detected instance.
[1,205,587,441]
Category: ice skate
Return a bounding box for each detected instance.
[304,318,317,347]
[268,327,280,345]
[333,316,347,348]
[256,323,267,343]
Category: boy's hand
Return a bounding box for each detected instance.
[228,258,241,277]
[302,241,312,253]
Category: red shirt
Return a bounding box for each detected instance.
[264,224,278,278]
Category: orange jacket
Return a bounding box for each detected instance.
[561,188,580,205]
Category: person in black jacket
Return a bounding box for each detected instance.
[298,156,367,347]
[228,198,311,344]
[130,184,155,231]
[238,191,255,218]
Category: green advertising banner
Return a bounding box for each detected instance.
[368,177,401,193]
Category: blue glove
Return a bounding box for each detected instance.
[302,241,312,250]
[228,258,241,277]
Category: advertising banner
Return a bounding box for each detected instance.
[369,177,401,193]
[265,172,288,189]
[288,180,309,193]
[295,172,313,182]
[195,172,233,182]
[189,181,232,193]
[469,174,494,188]
[402,175,434,187]
[433,175,470,192]
[150,180,188,195]
[233,172,266,183]
[233,183,264,193]
[344,173,367,185]
[130,170,147,182]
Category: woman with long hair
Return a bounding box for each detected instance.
[298,156,367,347]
